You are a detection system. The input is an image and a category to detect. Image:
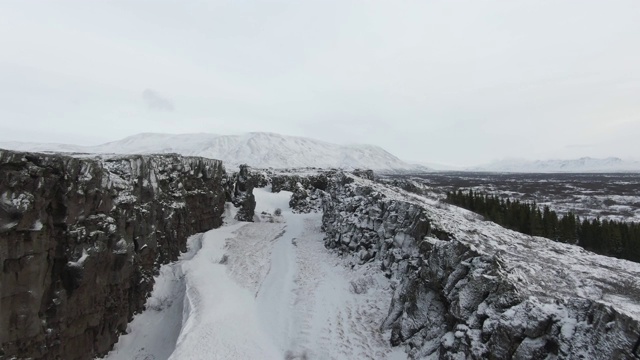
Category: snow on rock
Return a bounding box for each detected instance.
[30,219,43,231]
[315,171,640,358]
[67,248,90,268]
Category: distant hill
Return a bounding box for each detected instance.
[0,132,430,172]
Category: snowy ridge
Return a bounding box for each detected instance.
[0,132,428,172]
[473,157,640,173]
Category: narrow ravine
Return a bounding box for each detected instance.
[101,189,406,360]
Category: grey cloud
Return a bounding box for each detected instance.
[142,89,174,112]
[566,144,597,149]
[1,1,638,165]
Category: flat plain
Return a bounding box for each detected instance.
[397,172,640,223]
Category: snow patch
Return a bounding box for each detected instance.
[31,219,43,231]
[68,249,89,268]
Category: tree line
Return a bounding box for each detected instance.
[446,189,640,263]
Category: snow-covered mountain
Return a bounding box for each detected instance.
[473,157,640,173]
[0,132,428,172]
[5,133,636,173]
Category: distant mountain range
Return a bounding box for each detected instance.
[0,132,428,172]
[2,133,638,173]
[471,157,640,173]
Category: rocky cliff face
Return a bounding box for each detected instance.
[0,150,227,360]
[289,171,640,359]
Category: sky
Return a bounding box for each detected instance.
[0,1,638,167]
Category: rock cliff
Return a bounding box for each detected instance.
[285,170,640,359]
[0,150,227,359]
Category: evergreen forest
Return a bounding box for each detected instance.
[446,189,640,263]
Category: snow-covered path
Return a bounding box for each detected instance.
[101,189,406,360]
[254,209,299,352]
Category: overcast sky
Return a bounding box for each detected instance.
[0,1,638,166]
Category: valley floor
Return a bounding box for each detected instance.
[101,188,406,360]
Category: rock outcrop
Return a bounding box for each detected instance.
[229,164,256,222]
[270,171,331,213]
[0,150,227,360]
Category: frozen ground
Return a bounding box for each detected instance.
[394,172,640,222]
[101,188,406,360]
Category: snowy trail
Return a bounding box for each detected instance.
[169,220,282,360]
[101,189,406,360]
[255,215,298,351]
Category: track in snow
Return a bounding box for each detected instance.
[101,189,406,360]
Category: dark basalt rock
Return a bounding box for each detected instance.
[0,150,227,360]
[352,169,375,181]
[231,164,256,222]
[268,171,333,214]
[271,172,331,194]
